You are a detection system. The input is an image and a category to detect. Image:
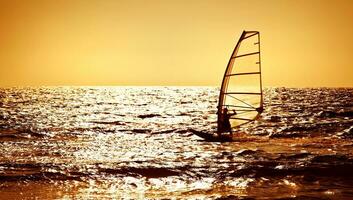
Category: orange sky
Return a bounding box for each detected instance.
[0,0,352,87]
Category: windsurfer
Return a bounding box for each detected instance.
[218,107,232,134]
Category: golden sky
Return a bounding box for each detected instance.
[0,0,352,87]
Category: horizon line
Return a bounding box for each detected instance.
[0,85,352,89]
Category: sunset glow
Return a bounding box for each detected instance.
[0,0,352,87]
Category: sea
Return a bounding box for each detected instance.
[0,86,352,199]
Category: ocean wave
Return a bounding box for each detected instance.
[0,128,46,140]
[98,166,181,178]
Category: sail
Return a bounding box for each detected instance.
[217,31,263,133]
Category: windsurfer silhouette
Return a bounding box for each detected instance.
[218,107,233,134]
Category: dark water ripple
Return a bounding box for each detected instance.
[0,86,352,199]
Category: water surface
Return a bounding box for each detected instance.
[0,87,352,199]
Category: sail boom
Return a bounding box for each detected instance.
[229,117,253,121]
